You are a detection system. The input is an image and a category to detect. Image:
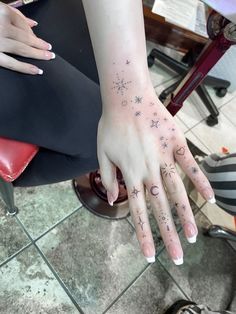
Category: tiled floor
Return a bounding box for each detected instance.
[0,42,236,313]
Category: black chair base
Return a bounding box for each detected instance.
[148,48,231,126]
[72,171,129,220]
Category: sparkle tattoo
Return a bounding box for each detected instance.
[162,142,168,149]
[138,216,145,231]
[150,185,159,198]
[135,111,141,117]
[111,73,132,96]
[150,120,160,128]
[134,96,142,104]
[131,187,140,198]
[161,163,175,178]
[158,209,170,226]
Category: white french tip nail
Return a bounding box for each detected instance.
[108,201,114,206]
[208,196,216,204]
[187,235,197,244]
[38,69,43,75]
[173,258,183,265]
[146,256,155,263]
[51,52,56,59]
[48,44,52,50]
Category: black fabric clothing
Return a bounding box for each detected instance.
[0,0,102,186]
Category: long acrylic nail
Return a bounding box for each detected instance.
[142,242,155,263]
[107,191,116,206]
[184,222,198,243]
[202,187,215,203]
[168,243,183,265]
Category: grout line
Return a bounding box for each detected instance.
[0,242,33,268]
[155,259,191,301]
[16,204,82,243]
[220,111,236,127]
[15,216,84,313]
[102,264,151,314]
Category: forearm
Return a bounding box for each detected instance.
[82,0,152,100]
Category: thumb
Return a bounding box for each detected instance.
[98,154,119,206]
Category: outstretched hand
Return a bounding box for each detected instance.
[0,2,54,74]
[98,80,215,265]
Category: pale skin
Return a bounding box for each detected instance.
[0,1,215,265]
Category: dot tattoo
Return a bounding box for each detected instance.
[131,187,140,198]
[153,112,158,116]
[150,185,159,198]
[161,163,175,178]
[138,216,145,231]
[150,120,160,128]
[112,73,132,96]
[150,102,155,106]
[121,100,128,106]
[134,96,142,104]
[126,60,130,65]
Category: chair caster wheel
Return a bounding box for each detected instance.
[6,206,19,216]
[215,87,227,98]
[147,55,155,68]
[206,115,218,126]
[159,93,166,103]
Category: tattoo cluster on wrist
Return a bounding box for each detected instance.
[112,72,132,96]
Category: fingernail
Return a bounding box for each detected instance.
[208,196,216,204]
[146,256,155,263]
[167,243,183,265]
[107,191,115,206]
[45,51,56,59]
[173,258,184,265]
[48,43,52,50]
[51,52,56,59]
[38,69,43,75]
[142,242,155,262]
[202,187,215,203]
[33,20,38,26]
[184,222,198,243]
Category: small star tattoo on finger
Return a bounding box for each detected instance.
[131,187,140,198]
[151,120,160,128]
[135,111,141,117]
[138,216,145,231]
[192,167,199,174]
[162,142,168,149]
[134,96,142,104]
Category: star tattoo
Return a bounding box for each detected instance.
[150,120,160,128]
[135,111,141,117]
[162,142,168,149]
[191,167,199,174]
[138,216,145,231]
[131,187,140,198]
[111,73,132,96]
[134,96,142,104]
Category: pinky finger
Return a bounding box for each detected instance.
[174,143,215,203]
[0,52,43,75]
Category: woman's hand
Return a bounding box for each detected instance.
[0,2,54,74]
[98,84,215,265]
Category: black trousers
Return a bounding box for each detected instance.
[0,0,102,186]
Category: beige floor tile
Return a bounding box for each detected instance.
[190,114,236,153]
[185,130,211,154]
[220,97,236,126]
[201,202,236,231]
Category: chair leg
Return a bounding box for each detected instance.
[0,177,18,216]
